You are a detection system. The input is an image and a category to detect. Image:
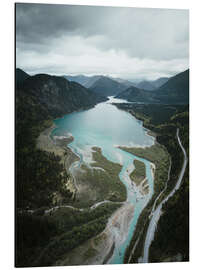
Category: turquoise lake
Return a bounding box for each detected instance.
[52,97,155,264]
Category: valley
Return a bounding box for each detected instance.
[15,68,189,267]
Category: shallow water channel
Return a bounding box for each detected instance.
[52,97,155,264]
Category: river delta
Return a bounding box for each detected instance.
[49,97,156,264]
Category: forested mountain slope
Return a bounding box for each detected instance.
[116,69,189,104]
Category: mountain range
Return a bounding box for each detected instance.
[16,69,108,132]
[151,77,169,88]
[64,75,129,96]
[63,74,169,93]
[89,76,128,97]
[16,68,189,124]
[135,80,156,91]
[63,75,103,88]
[115,86,156,103]
[154,69,189,104]
[116,69,189,104]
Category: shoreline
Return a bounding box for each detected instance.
[36,121,80,199]
[29,133,132,265]
[36,122,78,164]
[54,202,135,266]
[52,145,139,266]
[55,139,158,266]
[117,143,170,264]
[35,112,158,266]
[150,163,156,181]
[146,130,157,139]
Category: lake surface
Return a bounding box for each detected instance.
[52,96,155,264]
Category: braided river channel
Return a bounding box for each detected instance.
[52,97,155,264]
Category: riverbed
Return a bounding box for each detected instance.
[51,96,155,264]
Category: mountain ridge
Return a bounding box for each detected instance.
[63,74,171,92]
[16,68,30,85]
[150,77,169,88]
[135,80,156,91]
[18,72,107,118]
[116,69,189,104]
[90,76,127,97]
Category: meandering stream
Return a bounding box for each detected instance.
[52,97,155,264]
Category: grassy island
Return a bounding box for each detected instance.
[130,159,146,186]
[120,143,170,195]
[114,103,189,263]
[71,146,126,208]
[16,125,126,266]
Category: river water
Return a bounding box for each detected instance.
[52,97,155,264]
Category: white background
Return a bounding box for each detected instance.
[0,0,202,269]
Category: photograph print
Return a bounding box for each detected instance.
[15,2,189,267]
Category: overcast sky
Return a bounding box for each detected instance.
[16,3,189,80]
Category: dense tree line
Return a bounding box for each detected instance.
[35,215,108,266]
[116,103,189,262]
[15,72,117,267]
[16,203,120,267]
[16,78,75,266]
[149,111,189,261]
[16,86,71,209]
[16,105,120,266]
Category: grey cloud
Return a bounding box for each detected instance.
[16,3,189,79]
[16,4,189,60]
[16,4,113,43]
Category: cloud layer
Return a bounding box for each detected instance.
[16,3,189,80]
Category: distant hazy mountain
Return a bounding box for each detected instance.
[64,74,170,92]
[64,74,138,90]
[17,71,107,119]
[135,80,156,91]
[84,76,103,88]
[123,77,169,91]
[151,77,169,88]
[63,75,90,86]
[116,86,156,103]
[116,69,189,104]
[63,75,103,88]
[90,76,127,97]
[16,68,30,84]
[112,78,137,88]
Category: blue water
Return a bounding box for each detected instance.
[52,97,155,264]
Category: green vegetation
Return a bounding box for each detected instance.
[92,147,126,202]
[115,103,187,128]
[35,216,107,266]
[16,67,189,266]
[149,164,189,262]
[154,69,189,104]
[124,198,154,262]
[130,159,146,186]
[149,112,189,262]
[90,76,126,97]
[120,144,170,194]
[72,147,126,207]
[17,148,73,209]
[17,203,120,267]
[15,69,110,267]
[116,69,189,104]
[16,94,72,209]
[83,247,97,260]
[116,103,189,263]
